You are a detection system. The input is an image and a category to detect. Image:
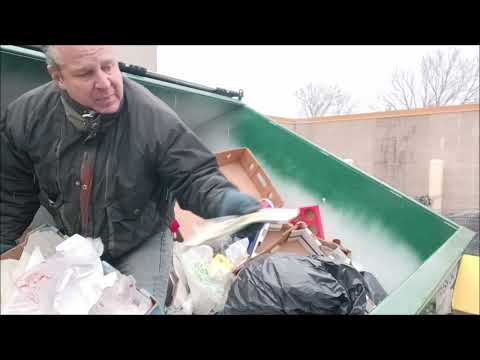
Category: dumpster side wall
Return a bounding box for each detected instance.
[197,107,458,261]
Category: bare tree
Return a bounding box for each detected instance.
[379,48,479,111]
[295,83,356,118]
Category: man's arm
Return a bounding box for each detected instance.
[0,110,40,253]
[156,116,259,219]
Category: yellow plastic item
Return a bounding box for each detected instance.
[207,254,234,278]
[452,255,479,315]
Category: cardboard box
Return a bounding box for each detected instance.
[288,227,323,256]
[0,243,26,262]
[0,227,158,315]
[174,147,284,242]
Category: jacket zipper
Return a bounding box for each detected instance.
[80,151,93,236]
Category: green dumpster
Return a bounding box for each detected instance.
[1,45,475,314]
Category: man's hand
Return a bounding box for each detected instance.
[217,190,262,240]
[217,190,261,217]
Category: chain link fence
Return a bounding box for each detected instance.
[445,209,479,256]
[446,209,480,233]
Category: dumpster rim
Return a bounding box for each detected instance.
[124,73,244,105]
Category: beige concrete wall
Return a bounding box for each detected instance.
[271,105,480,215]
[114,46,157,72]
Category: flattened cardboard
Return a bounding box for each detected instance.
[0,243,25,261]
[216,148,283,207]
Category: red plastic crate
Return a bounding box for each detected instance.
[290,205,325,240]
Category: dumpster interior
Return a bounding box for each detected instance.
[139,77,460,294]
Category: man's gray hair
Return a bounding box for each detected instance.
[42,45,59,68]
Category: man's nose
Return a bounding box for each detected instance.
[94,71,111,90]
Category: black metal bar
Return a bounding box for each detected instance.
[119,62,243,100]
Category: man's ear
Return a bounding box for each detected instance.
[47,65,66,90]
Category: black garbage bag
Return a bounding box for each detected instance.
[222,253,380,315]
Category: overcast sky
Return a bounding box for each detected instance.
[157,45,479,118]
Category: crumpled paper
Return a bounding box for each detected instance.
[184,208,299,247]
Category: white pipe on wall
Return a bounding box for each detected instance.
[429,159,444,213]
[344,159,355,166]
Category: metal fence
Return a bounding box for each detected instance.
[446,209,480,233]
[446,209,479,256]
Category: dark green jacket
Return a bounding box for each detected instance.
[0,77,236,258]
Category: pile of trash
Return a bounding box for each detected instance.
[0,226,154,315]
[167,148,388,315]
[166,148,387,315]
[167,205,387,315]
[169,237,244,315]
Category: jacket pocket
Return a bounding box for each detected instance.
[106,193,161,257]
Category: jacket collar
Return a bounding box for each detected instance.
[60,90,125,135]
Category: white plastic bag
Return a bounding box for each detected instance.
[2,248,60,315]
[225,238,249,267]
[89,273,152,315]
[167,296,193,315]
[172,212,290,315]
[168,244,194,315]
[2,235,107,315]
[179,245,234,315]
[0,259,19,306]
[22,225,66,259]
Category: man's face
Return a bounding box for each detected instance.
[48,46,124,114]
